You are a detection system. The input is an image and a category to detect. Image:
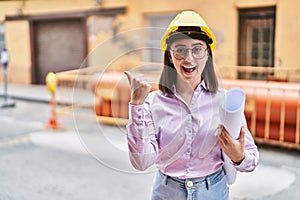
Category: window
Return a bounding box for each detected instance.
[238,7,276,79]
[144,13,177,63]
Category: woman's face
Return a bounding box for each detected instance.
[169,38,208,83]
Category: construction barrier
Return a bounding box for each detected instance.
[56,67,300,150]
[92,71,159,125]
[222,79,300,150]
[93,71,131,125]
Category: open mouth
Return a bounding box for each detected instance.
[182,66,197,73]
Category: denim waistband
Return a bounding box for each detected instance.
[159,168,224,190]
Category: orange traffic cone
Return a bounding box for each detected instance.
[45,72,63,129]
[46,93,63,129]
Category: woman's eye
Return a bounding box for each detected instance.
[193,47,203,53]
[176,48,186,54]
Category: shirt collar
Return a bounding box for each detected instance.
[200,80,207,91]
[172,79,207,94]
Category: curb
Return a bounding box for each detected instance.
[0,94,73,106]
[0,94,50,104]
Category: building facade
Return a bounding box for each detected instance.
[0,0,299,84]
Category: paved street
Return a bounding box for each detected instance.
[0,84,300,199]
[0,99,155,200]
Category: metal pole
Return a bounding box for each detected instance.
[1,48,15,108]
[3,66,7,102]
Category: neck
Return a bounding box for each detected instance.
[176,76,201,93]
[175,76,201,105]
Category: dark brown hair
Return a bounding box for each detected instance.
[158,45,219,94]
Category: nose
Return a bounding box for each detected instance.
[184,49,194,62]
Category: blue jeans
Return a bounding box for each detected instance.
[151,168,229,200]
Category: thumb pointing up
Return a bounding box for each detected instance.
[124,71,132,85]
[123,71,151,105]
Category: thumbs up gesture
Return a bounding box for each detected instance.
[124,71,152,105]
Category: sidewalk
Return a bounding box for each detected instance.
[0,83,51,103]
[0,83,300,200]
[0,83,94,142]
[0,83,94,105]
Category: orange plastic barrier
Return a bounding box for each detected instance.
[92,71,158,125]
[93,72,131,119]
[254,90,298,143]
[223,79,300,149]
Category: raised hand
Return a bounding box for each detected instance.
[124,71,152,105]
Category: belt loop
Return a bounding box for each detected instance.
[205,177,210,190]
[222,166,227,176]
[162,174,168,186]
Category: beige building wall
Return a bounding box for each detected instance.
[5,20,31,83]
[0,0,127,20]
[276,0,300,68]
[0,0,299,83]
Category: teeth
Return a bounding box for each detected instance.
[183,66,196,69]
[182,66,196,73]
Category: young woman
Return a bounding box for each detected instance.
[125,11,259,200]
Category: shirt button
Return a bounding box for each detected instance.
[186,181,193,188]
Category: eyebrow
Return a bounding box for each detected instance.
[174,43,205,48]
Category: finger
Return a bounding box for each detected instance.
[146,83,152,91]
[239,126,245,143]
[218,134,228,152]
[124,71,132,85]
[218,137,224,149]
[218,127,228,145]
[133,75,146,84]
[219,125,230,140]
[139,80,150,86]
[217,125,223,136]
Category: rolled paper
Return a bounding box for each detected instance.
[220,88,246,139]
[219,88,246,185]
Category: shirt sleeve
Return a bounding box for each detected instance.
[234,117,259,172]
[126,101,158,171]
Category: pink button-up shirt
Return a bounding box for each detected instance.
[126,81,259,179]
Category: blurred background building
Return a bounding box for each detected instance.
[0,0,299,84]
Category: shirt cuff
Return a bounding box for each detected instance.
[129,103,144,125]
[233,151,252,171]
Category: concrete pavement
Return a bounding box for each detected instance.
[0,83,300,199]
[27,130,299,200]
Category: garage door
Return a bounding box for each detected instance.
[33,19,86,84]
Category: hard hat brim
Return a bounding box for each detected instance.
[161,26,216,53]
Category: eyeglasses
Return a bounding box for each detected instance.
[170,45,207,60]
